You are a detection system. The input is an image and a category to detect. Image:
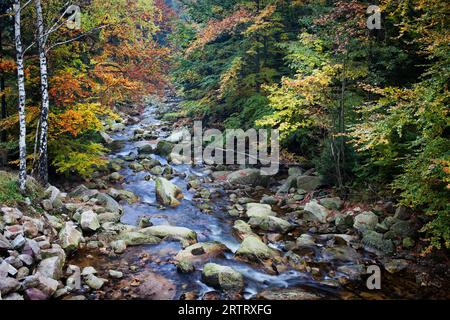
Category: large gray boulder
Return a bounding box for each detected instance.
[354,211,378,232]
[245,203,276,218]
[94,193,122,214]
[201,263,244,293]
[304,200,329,223]
[37,256,64,280]
[140,225,197,243]
[80,210,100,232]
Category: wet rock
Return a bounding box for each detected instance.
[337,265,365,280]
[109,270,123,279]
[81,266,97,276]
[98,212,121,224]
[303,200,329,223]
[59,222,82,250]
[155,178,184,207]
[296,234,316,247]
[235,236,278,263]
[109,172,124,182]
[257,287,321,300]
[138,217,153,228]
[11,234,26,250]
[232,220,258,241]
[322,245,360,263]
[362,230,394,255]
[80,210,100,232]
[141,225,197,244]
[138,144,154,154]
[95,193,122,214]
[248,215,293,233]
[201,263,244,293]
[382,259,409,274]
[129,162,144,171]
[335,214,354,233]
[320,197,343,210]
[66,265,81,290]
[100,131,114,144]
[110,239,127,253]
[353,211,378,232]
[118,231,161,246]
[155,140,175,157]
[84,274,106,290]
[175,242,230,273]
[150,165,164,175]
[227,169,270,187]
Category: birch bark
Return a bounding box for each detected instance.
[14,0,27,193]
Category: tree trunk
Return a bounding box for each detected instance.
[1,31,7,143]
[34,0,50,186]
[13,0,27,193]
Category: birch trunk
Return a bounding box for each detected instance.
[34,0,50,186]
[13,0,27,193]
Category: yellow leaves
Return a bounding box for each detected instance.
[244,5,277,36]
[218,57,243,99]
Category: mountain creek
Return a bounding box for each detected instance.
[0,95,448,301]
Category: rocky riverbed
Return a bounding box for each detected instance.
[0,96,449,300]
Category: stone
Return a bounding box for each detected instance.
[41,199,53,211]
[0,261,17,277]
[109,270,123,279]
[3,292,24,300]
[382,259,409,274]
[84,274,105,290]
[304,200,329,223]
[129,162,144,171]
[394,206,411,220]
[23,221,39,238]
[322,246,360,263]
[390,221,415,238]
[155,177,184,207]
[16,266,30,279]
[296,234,316,247]
[37,256,64,280]
[25,288,48,300]
[98,212,121,224]
[335,214,354,232]
[353,211,378,232]
[81,266,97,276]
[296,176,321,192]
[248,215,293,233]
[154,140,175,157]
[44,185,64,209]
[320,197,343,210]
[110,240,127,254]
[18,254,33,266]
[138,144,154,154]
[235,236,278,262]
[245,203,276,218]
[0,277,20,295]
[80,210,100,232]
[118,231,161,246]
[0,233,11,250]
[175,242,230,273]
[11,234,26,249]
[150,165,164,175]
[109,172,123,182]
[100,131,114,144]
[260,195,278,205]
[95,193,122,214]
[66,265,81,291]
[141,225,197,243]
[227,169,270,187]
[202,263,244,293]
[288,167,303,176]
[1,207,23,224]
[232,220,258,241]
[337,265,365,280]
[362,230,394,255]
[59,222,82,250]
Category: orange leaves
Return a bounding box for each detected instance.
[187,8,253,54]
[49,70,95,108]
[49,104,102,138]
[0,59,16,73]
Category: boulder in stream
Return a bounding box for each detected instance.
[201,263,244,293]
[155,177,184,207]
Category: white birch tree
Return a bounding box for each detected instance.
[13,0,27,193]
